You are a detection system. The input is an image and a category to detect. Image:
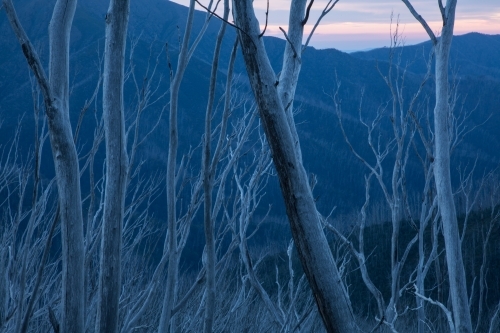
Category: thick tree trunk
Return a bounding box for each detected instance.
[96,1,130,332]
[232,2,358,332]
[49,3,85,331]
[47,3,85,332]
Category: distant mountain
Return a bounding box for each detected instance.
[1,0,499,216]
[351,32,500,78]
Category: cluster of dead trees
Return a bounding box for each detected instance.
[0,0,499,332]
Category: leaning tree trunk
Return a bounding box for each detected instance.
[3,1,85,332]
[47,3,86,332]
[95,0,130,332]
[232,1,358,332]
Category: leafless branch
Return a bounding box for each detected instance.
[303,0,340,50]
[194,0,253,43]
[400,0,437,45]
[2,0,55,117]
[302,0,314,25]
[258,0,269,38]
[279,27,298,59]
[413,285,456,333]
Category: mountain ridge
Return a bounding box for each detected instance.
[1,0,499,214]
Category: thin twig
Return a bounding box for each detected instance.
[302,0,340,51]
[20,207,60,333]
[302,0,314,25]
[258,0,269,38]
[194,0,253,43]
[279,27,298,58]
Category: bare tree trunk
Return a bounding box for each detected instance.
[48,2,85,331]
[159,1,195,331]
[95,0,130,332]
[276,0,305,161]
[433,5,472,333]
[401,1,472,332]
[232,1,358,332]
[202,1,229,332]
[434,35,472,333]
[3,1,85,332]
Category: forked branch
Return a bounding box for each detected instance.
[194,0,253,43]
[303,0,340,50]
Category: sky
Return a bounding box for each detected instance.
[169,0,500,52]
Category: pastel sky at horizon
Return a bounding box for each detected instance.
[169,0,500,52]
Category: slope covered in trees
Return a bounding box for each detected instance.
[1,0,499,213]
[1,0,499,332]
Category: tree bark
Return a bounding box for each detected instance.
[232,1,358,332]
[432,2,472,332]
[158,1,196,331]
[401,1,473,331]
[48,3,85,331]
[3,1,85,332]
[95,0,130,332]
[434,41,473,333]
[48,5,85,332]
[202,1,229,332]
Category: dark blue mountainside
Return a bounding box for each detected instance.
[1,0,499,216]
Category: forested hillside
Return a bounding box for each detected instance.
[1,0,499,332]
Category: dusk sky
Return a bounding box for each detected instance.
[170,0,500,52]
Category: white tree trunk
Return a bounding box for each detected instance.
[434,46,472,333]
[47,2,85,331]
[232,1,358,332]
[276,0,306,161]
[433,3,472,333]
[159,1,196,331]
[409,32,474,333]
[95,0,130,332]
[400,1,472,331]
[3,1,85,332]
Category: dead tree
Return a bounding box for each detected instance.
[3,1,85,331]
[400,1,472,331]
[231,1,358,332]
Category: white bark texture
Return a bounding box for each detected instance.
[48,2,85,331]
[47,7,85,332]
[3,1,85,332]
[401,1,472,332]
[432,2,472,332]
[232,1,358,332]
[434,39,473,333]
[96,0,130,332]
[159,0,196,331]
[276,0,304,161]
